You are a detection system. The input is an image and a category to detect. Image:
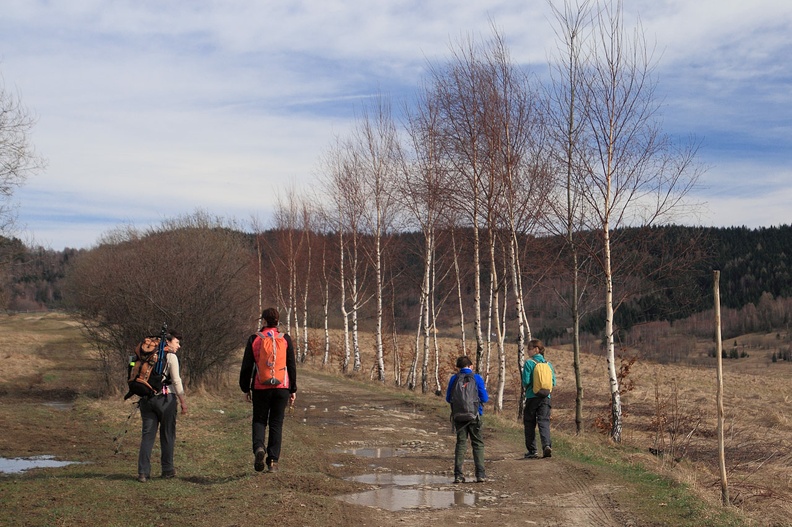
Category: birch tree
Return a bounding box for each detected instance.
[428,29,547,409]
[402,80,452,393]
[353,95,402,382]
[545,0,594,433]
[0,76,45,234]
[482,30,550,412]
[323,138,370,372]
[270,188,308,359]
[429,36,488,372]
[575,0,701,441]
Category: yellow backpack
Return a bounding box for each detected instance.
[530,360,553,397]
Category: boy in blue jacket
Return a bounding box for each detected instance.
[446,355,489,483]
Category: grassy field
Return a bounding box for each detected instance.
[0,312,788,526]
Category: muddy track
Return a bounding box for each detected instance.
[296,370,632,527]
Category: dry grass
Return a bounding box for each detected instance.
[2,312,789,526]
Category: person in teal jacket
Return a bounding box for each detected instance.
[522,339,556,458]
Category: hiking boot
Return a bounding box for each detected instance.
[476,476,487,483]
[453,476,465,484]
[254,448,266,472]
[137,474,149,483]
[524,452,539,459]
[543,446,552,458]
[161,470,176,479]
[267,461,279,473]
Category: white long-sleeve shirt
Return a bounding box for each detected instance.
[162,352,185,396]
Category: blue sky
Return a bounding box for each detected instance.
[1,0,790,250]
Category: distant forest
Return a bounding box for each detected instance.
[3,224,790,344]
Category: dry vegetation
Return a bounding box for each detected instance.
[2,312,790,526]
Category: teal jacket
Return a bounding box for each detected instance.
[522,353,556,400]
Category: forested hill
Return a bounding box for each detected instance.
[702,224,792,308]
[571,224,792,337]
[2,224,790,319]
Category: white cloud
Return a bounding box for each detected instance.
[2,0,791,248]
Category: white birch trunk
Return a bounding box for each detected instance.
[473,218,484,372]
[509,232,529,417]
[430,248,442,394]
[451,231,467,354]
[420,231,433,394]
[339,228,351,373]
[375,229,385,381]
[604,223,622,442]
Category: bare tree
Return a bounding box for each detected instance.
[64,212,257,393]
[269,188,306,341]
[401,79,453,392]
[307,199,335,368]
[428,28,548,410]
[483,30,550,412]
[354,94,402,382]
[545,0,595,433]
[0,76,45,235]
[322,138,371,372]
[574,0,701,441]
[428,35,488,373]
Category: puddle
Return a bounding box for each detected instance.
[339,472,477,510]
[337,488,477,511]
[0,455,82,474]
[334,447,398,458]
[346,473,449,485]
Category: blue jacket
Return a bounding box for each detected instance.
[446,367,489,415]
[522,354,556,400]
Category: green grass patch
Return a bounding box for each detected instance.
[555,434,747,527]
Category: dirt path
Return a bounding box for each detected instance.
[296,370,634,527]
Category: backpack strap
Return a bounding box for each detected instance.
[526,358,538,384]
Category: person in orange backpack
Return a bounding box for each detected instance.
[522,339,556,459]
[239,308,297,472]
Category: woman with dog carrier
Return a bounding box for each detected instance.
[239,307,297,473]
[136,330,187,482]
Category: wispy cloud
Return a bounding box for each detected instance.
[2,0,790,249]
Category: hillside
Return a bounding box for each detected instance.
[3,225,792,328]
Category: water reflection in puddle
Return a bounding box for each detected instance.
[337,488,476,511]
[346,473,449,485]
[334,447,398,458]
[0,455,81,474]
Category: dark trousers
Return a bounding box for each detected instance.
[454,417,485,479]
[523,396,552,454]
[252,388,290,463]
[138,394,178,476]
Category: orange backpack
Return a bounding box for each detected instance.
[253,330,288,387]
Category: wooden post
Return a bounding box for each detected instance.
[713,270,729,505]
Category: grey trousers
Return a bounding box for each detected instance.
[523,396,552,454]
[138,393,178,477]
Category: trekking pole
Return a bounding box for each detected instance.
[113,400,140,454]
